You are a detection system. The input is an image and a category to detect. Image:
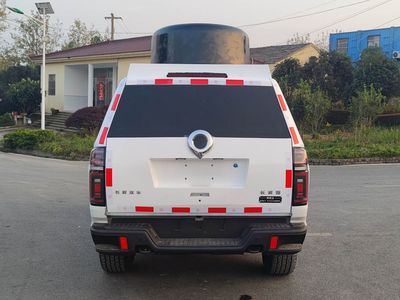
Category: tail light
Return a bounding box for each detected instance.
[89,147,106,206]
[292,147,309,206]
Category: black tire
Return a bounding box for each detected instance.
[262,253,297,276]
[99,253,134,273]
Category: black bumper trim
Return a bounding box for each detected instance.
[91,218,306,254]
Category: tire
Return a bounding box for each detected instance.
[262,253,297,276]
[99,253,134,273]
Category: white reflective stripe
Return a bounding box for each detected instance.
[272,79,304,147]
[94,78,127,147]
[126,77,270,86]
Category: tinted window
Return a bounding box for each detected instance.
[108,85,290,138]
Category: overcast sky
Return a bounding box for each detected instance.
[3,0,400,47]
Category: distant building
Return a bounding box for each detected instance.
[250,43,320,71]
[329,26,400,62]
[31,38,319,113]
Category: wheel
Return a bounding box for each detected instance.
[262,253,297,276]
[99,253,134,273]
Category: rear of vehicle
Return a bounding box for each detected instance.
[89,64,309,275]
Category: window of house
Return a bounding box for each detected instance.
[336,38,348,54]
[367,35,380,48]
[48,74,56,96]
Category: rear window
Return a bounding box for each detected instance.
[108,85,290,138]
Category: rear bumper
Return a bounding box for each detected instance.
[91,216,307,254]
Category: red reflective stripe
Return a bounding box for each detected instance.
[226,79,244,86]
[119,236,128,250]
[135,206,154,213]
[99,127,109,145]
[155,78,173,85]
[172,207,191,213]
[208,207,226,213]
[244,207,262,213]
[277,94,287,111]
[269,236,279,249]
[285,170,293,188]
[105,168,112,187]
[191,78,209,85]
[289,127,299,145]
[111,94,121,111]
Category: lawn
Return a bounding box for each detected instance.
[1,127,400,161]
[304,126,400,159]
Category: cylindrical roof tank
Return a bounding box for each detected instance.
[151,23,250,64]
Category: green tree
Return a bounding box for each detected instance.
[292,81,330,134]
[302,51,354,104]
[354,47,400,98]
[6,78,41,114]
[350,84,385,128]
[272,58,302,101]
[62,19,107,50]
[11,11,62,61]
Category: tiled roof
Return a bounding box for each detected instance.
[32,36,313,64]
[250,43,313,64]
[31,36,152,61]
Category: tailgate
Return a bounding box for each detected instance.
[105,137,293,215]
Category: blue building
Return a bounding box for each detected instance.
[329,26,400,62]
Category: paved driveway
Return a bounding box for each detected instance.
[0,152,399,299]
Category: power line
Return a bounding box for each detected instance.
[306,0,393,35]
[375,16,400,28]
[239,0,371,28]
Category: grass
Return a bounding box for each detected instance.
[1,129,96,160]
[38,133,96,159]
[304,126,400,159]
[2,127,400,161]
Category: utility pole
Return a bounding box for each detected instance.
[104,13,122,40]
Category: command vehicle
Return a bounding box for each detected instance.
[89,24,309,275]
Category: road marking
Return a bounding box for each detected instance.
[307,232,333,237]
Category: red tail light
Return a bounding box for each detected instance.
[89,147,106,206]
[292,147,309,206]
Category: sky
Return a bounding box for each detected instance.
[2,0,400,47]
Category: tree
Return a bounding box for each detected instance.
[287,33,310,45]
[0,65,40,113]
[272,58,302,101]
[11,11,62,61]
[302,51,354,104]
[354,47,400,98]
[350,85,385,128]
[6,78,41,114]
[292,81,330,134]
[62,19,108,50]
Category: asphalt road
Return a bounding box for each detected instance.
[1,152,399,300]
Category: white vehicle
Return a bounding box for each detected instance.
[89,24,309,275]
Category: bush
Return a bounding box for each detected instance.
[0,113,15,127]
[6,78,41,114]
[350,85,385,128]
[292,81,331,134]
[3,129,57,150]
[65,106,107,133]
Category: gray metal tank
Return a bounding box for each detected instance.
[151,23,250,64]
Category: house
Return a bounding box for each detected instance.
[31,38,319,113]
[329,26,400,62]
[250,43,320,71]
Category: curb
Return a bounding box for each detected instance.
[310,157,400,165]
[0,148,88,161]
